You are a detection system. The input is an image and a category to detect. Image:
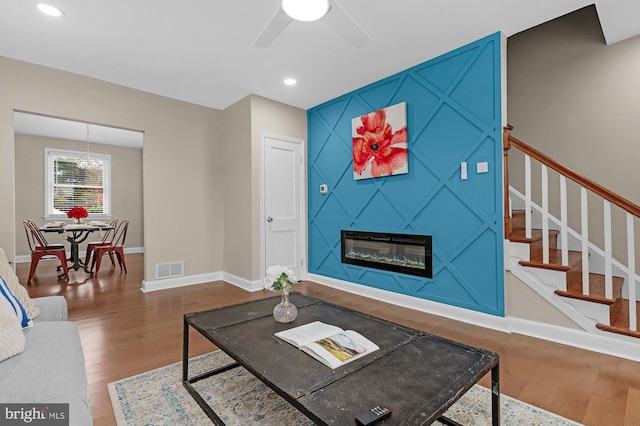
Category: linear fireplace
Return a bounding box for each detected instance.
[341,230,432,278]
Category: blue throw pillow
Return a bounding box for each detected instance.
[0,276,34,328]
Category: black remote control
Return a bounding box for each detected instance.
[355,405,392,425]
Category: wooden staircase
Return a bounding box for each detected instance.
[503,126,639,342]
[510,209,640,339]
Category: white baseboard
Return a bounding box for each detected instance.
[308,273,640,363]
[222,272,264,292]
[308,273,509,333]
[16,249,639,362]
[507,316,640,362]
[141,270,264,293]
[141,271,223,292]
[139,269,640,362]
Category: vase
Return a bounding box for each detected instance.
[272,285,298,323]
[75,218,83,225]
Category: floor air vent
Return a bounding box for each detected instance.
[155,261,184,279]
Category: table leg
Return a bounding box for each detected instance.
[439,360,499,426]
[491,361,500,426]
[182,318,240,425]
[64,230,96,273]
[68,242,82,271]
[182,318,189,382]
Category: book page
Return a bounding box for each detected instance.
[302,330,379,368]
[274,321,344,348]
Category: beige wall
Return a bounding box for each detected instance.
[249,95,307,280]
[221,96,252,279]
[221,95,307,281]
[506,272,581,329]
[0,57,224,281]
[1,57,307,284]
[507,6,640,265]
[14,134,143,256]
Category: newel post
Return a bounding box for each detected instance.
[503,125,513,239]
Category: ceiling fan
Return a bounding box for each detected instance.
[253,0,372,49]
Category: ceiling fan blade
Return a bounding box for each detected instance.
[323,0,372,49]
[253,7,293,48]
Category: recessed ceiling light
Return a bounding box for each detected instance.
[37,3,65,18]
[284,78,297,86]
[281,0,329,22]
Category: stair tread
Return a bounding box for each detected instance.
[510,211,639,339]
[520,250,582,271]
[510,210,559,242]
[510,228,559,243]
[596,323,640,339]
[562,273,624,303]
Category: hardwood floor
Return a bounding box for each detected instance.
[16,254,640,425]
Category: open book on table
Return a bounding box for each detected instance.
[274,321,379,369]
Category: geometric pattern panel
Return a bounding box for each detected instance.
[308,32,505,316]
[412,187,484,259]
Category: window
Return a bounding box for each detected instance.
[45,148,111,219]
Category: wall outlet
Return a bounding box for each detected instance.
[477,162,488,173]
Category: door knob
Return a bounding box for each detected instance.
[267,217,273,222]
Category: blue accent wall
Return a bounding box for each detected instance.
[307,33,504,316]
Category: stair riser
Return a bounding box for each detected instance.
[529,234,558,260]
[565,267,583,294]
[509,242,531,263]
[564,298,611,326]
[521,265,568,292]
[512,212,525,230]
[610,299,640,330]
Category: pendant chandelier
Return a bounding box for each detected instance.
[77,123,101,170]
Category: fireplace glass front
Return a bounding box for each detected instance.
[341,230,432,278]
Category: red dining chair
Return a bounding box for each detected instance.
[23,220,69,284]
[84,218,118,267]
[90,220,128,276]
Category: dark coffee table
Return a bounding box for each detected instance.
[183,293,499,425]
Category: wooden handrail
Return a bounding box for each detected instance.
[503,126,640,219]
[503,126,512,239]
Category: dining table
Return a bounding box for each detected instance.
[40,223,114,274]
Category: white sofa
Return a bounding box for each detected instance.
[0,249,92,425]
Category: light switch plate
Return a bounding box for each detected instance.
[461,162,467,180]
[477,162,488,173]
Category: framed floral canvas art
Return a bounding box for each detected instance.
[352,102,408,180]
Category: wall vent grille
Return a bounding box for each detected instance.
[155,261,184,279]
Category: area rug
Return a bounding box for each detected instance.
[108,351,582,425]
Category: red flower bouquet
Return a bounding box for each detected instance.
[67,206,89,222]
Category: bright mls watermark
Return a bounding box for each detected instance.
[1,404,69,425]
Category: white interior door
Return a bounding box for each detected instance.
[264,135,304,278]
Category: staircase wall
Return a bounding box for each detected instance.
[507,5,640,266]
[506,271,581,330]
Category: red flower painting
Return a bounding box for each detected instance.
[352,102,408,180]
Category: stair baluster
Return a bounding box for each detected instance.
[541,165,550,264]
[525,155,532,239]
[504,125,640,338]
[604,201,613,299]
[627,213,637,331]
[560,175,569,266]
[581,188,590,295]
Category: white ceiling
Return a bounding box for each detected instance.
[2,0,639,114]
